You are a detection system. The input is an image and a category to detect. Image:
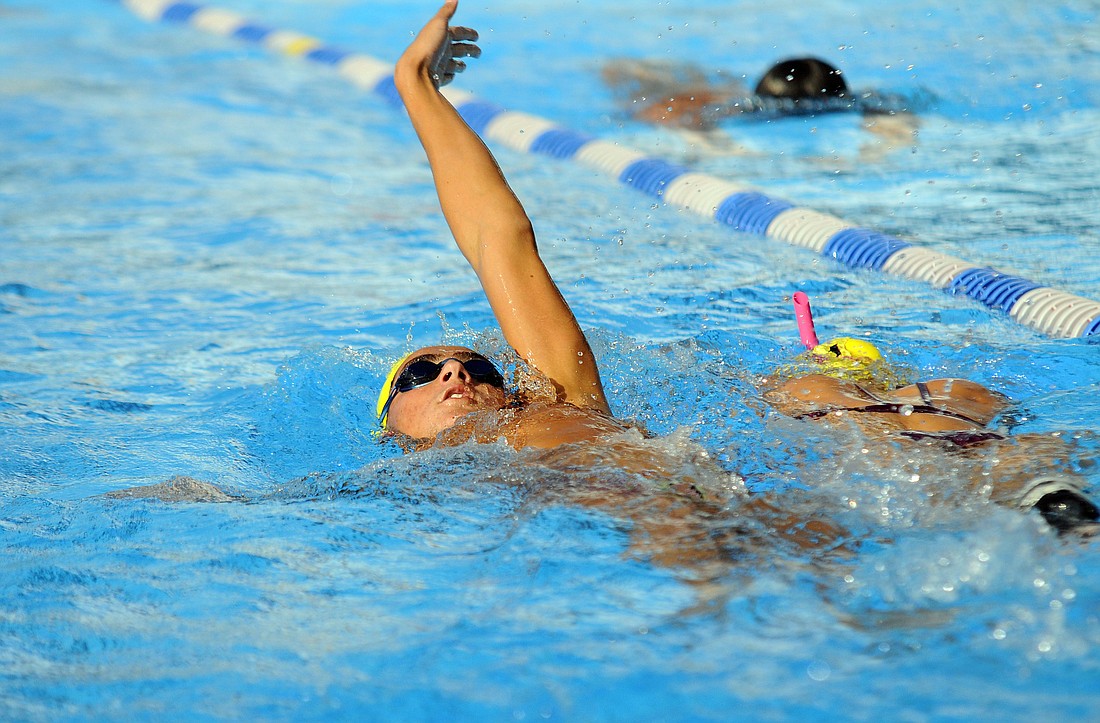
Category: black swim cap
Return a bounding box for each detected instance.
[754,58,848,100]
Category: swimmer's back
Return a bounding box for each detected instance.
[766,374,1008,437]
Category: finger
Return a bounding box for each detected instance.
[449,59,467,75]
[449,25,478,42]
[436,0,458,24]
[449,42,481,59]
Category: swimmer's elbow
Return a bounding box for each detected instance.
[471,216,537,264]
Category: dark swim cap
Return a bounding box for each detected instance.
[754,58,848,100]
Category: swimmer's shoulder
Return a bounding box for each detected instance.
[424,401,632,451]
[502,401,632,449]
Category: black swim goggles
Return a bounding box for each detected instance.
[378,354,505,427]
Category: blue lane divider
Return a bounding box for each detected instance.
[949,269,1042,313]
[619,158,687,197]
[233,23,270,42]
[113,0,1100,339]
[824,229,912,271]
[160,1,198,22]
[371,76,402,109]
[529,129,596,159]
[717,193,795,236]
[455,100,507,135]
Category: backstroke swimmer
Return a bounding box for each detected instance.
[381,1,623,450]
[373,1,1097,535]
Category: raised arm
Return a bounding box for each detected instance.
[393,1,610,414]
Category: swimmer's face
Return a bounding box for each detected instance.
[383,345,508,440]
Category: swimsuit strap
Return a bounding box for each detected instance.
[793,401,986,426]
[898,429,1006,447]
[794,403,900,420]
[915,381,935,405]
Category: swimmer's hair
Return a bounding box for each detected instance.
[754,58,848,100]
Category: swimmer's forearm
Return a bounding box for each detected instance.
[394,52,533,272]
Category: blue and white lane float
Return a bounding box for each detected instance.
[115,0,1100,340]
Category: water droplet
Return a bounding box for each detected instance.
[806,660,831,681]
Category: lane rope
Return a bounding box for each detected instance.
[115,0,1100,339]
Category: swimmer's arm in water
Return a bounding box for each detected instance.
[394,1,610,413]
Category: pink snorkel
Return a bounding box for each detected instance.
[793,291,820,350]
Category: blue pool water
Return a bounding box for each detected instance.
[2,0,1099,719]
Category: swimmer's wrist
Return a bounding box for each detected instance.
[394,57,440,96]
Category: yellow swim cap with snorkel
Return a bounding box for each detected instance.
[790,292,901,387]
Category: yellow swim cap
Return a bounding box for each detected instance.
[376,352,413,428]
[806,337,885,385]
[811,337,883,365]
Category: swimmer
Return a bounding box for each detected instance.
[762,296,1099,535]
[601,56,918,158]
[387,2,626,451]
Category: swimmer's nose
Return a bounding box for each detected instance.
[438,358,471,384]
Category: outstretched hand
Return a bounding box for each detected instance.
[401,0,481,88]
